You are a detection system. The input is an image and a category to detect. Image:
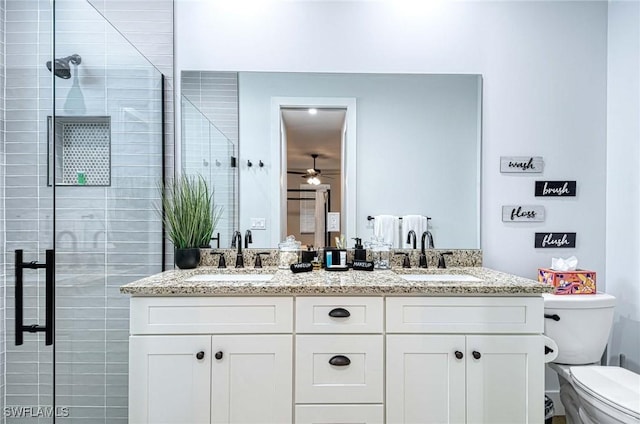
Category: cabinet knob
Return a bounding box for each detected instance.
[196,351,205,360]
[472,351,481,360]
[328,355,351,366]
[215,351,223,360]
[328,307,351,318]
[455,350,464,360]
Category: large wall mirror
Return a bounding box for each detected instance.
[180,71,482,249]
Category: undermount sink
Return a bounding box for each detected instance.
[400,274,482,282]
[185,274,275,282]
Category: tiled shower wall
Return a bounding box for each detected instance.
[0,0,6,415]
[181,99,236,247]
[181,71,238,247]
[86,0,175,268]
[3,0,172,423]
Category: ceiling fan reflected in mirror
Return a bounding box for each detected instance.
[287,153,334,185]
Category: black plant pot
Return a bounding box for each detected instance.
[175,248,201,269]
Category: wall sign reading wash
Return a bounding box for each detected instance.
[502,205,545,222]
[500,156,544,173]
[535,232,576,248]
[535,181,576,197]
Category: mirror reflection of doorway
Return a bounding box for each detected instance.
[282,108,345,248]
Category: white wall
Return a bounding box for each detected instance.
[606,0,640,373]
[176,0,608,280]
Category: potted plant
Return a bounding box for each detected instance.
[160,174,223,269]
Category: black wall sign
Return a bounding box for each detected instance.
[535,232,576,248]
[535,181,576,197]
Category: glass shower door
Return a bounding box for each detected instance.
[51,1,164,422]
[3,0,164,422]
[3,0,57,421]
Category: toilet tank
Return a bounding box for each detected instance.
[543,293,616,365]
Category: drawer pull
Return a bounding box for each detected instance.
[454,350,463,360]
[328,308,351,318]
[544,314,560,321]
[329,355,351,366]
[472,351,481,360]
[196,351,205,360]
[215,351,223,360]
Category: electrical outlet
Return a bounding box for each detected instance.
[327,212,340,232]
[250,218,266,230]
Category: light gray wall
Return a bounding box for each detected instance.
[237,72,480,248]
[176,0,608,280]
[606,0,640,373]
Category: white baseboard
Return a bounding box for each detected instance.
[546,389,565,416]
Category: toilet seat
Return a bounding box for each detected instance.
[570,366,640,422]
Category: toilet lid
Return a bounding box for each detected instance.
[543,292,616,309]
[570,366,640,418]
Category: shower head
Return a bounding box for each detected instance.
[46,54,82,79]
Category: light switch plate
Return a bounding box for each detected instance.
[327,212,340,232]
[250,218,266,230]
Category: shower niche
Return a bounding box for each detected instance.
[48,116,111,186]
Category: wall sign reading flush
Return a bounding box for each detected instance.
[327,212,340,232]
[535,232,576,248]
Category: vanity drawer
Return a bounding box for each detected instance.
[130,297,293,335]
[386,297,543,334]
[295,335,383,404]
[296,297,383,334]
[295,405,383,424]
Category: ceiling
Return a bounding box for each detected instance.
[282,108,345,172]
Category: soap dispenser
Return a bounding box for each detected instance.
[353,237,367,261]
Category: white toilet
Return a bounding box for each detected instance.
[543,293,640,424]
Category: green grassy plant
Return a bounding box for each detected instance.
[159,174,223,249]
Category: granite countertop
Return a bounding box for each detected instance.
[120,266,553,296]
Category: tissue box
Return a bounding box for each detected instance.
[538,268,596,294]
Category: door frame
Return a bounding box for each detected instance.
[270,97,356,245]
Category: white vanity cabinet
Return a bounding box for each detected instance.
[385,297,545,424]
[127,294,545,424]
[128,297,293,424]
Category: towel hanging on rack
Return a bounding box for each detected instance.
[373,215,399,247]
[401,215,428,248]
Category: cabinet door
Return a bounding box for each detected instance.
[129,335,211,424]
[386,335,466,424]
[466,335,544,424]
[211,335,293,424]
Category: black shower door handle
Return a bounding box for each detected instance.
[15,249,54,346]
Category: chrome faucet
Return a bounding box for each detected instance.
[419,231,435,268]
[232,231,244,268]
[406,230,417,249]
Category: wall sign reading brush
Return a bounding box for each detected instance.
[500,156,544,173]
[535,180,576,197]
[535,232,576,248]
[502,205,545,222]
